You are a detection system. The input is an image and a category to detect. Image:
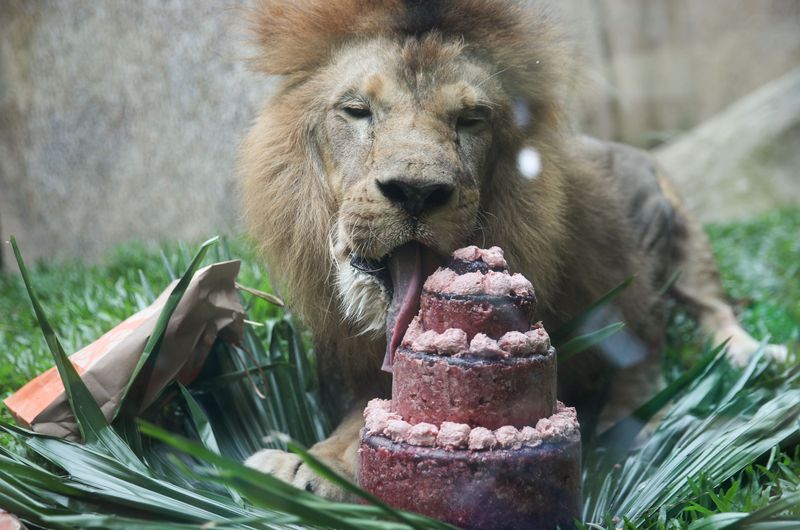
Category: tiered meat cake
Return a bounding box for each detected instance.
[358,246,581,530]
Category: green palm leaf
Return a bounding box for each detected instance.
[9,237,146,473]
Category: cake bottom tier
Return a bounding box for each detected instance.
[358,431,581,530]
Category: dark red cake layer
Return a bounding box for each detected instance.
[420,291,535,339]
[392,347,557,429]
[358,431,581,530]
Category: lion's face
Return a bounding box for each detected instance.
[315,37,509,333]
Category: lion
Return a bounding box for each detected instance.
[239,0,785,500]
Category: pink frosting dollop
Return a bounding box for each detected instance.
[402,317,470,356]
[452,245,508,269]
[497,331,530,355]
[410,329,439,353]
[366,398,391,412]
[436,422,472,449]
[434,328,469,355]
[494,426,523,449]
[384,419,412,442]
[535,402,580,442]
[364,404,400,434]
[407,423,439,446]
[497,326,551,356]
[468,427,498,450]
[364,399,399,434]
[519,426,542,447]
[401,316,424,348]
[484,272,534,297]
[525,323,551,354]
[468,333,505,358]
[448,271,485,294]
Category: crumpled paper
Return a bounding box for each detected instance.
[4,260,244,439]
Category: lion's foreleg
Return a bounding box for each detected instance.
[659,171,787,366]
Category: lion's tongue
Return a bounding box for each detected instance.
[383,243,440,372]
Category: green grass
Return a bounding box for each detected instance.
[0,208,798,529]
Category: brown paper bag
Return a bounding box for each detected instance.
[4,260,245,439]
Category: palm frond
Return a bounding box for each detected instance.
[583,343,800,526]
[551,276,634,344]
[116,236,220,420]
[9,236,146,472]
[551,276,633,361]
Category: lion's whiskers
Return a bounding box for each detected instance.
[475,210,493,248]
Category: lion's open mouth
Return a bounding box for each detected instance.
[350,242,444,372]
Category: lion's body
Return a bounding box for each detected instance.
[241,0,778,498]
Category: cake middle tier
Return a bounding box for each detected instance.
[420,290,535,339]
[392,347,557,429]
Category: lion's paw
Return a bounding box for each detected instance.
[719,325,789,367]
[245,448,354,502]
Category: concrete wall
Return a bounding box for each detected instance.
[561,0,800,146]
[1,1,799,267]
[0,1,269,267]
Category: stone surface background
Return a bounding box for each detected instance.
[1,1,798,268]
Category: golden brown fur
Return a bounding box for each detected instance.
[241,0,780,498]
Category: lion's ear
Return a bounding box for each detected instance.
[248,0,404,76]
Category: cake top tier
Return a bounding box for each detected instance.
[403,245,547,359]
[450,246,507,271]
[423,246,534,298]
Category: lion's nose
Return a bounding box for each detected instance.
[376,179,455,216]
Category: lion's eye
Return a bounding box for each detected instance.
[457,115,484,128]
[343,105,372,120]
[456,108,490,131]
